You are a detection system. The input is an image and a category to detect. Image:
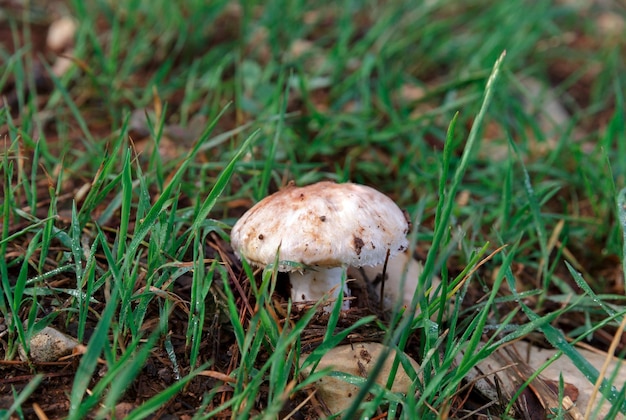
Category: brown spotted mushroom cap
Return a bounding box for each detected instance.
[230,181,410,270]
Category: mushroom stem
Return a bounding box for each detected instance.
[289,267,350,310]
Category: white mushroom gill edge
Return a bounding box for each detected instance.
[289,266,350,310]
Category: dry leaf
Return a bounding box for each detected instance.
[461,341,626,419]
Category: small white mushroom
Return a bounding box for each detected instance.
[47,16,77,52]
[230,181,409,309]
[300,342,420,416]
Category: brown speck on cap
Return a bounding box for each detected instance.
[353,237,364,256]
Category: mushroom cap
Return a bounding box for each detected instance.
[230,181,409,271]
[300,342,421,415]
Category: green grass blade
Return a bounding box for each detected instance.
[504,259,626,414]
[126,106,232,258]
[619,188,626,291]
[94,335,160,419]
[0,374,43,420]
[413,51,507,312]
[184,129,258,250]
[125,365,211,420]
[68,234,121,419]
[117,149,133,261]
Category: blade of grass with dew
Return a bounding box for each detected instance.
[220,265,245,351]
[422,241,517,410]
[511,140,551,294]
[14,230,44,352]
[112,110,237,331]
[163,323,180,383]
[92,334,161,419]
[67,232,121,418]
[121,109,228,261]
[135,161,157,252]
[411,51,507,313]
[21,136,40,214]
[1,157,19,359]
[148,209,183,291]
[38,163,58,274]
[503,258,626,414]
[362,53,505,417]
[566,262,620,319]
[188,251,216,369]
[76,227,100,343]
[231,316,266,417]
[21,286,99,303]
[117,148,133,262]
[79,134,126,225]
[70,204,85,276]
[26,299,50,343]
[254,265,282,346]
[183,129,258,252]
[119,151,157,336]
[605,386,626,419]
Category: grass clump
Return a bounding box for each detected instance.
[2,0,626,418]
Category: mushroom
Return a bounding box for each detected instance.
[300,342,420,416]
[230,181,409,309]
[350,249,443,314]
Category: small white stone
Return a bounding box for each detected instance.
[18,326,79,362]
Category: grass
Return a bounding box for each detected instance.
[1,0,626,418]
